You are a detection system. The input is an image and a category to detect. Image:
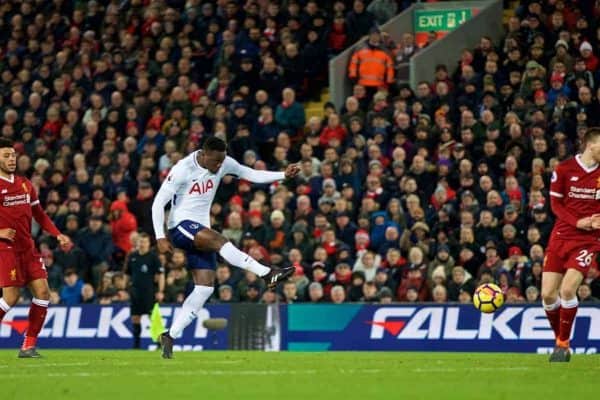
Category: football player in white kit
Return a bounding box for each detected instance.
[152,137,300,358]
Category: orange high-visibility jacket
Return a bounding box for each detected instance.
[348,45,395,88]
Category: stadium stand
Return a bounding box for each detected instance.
[1,0,600,306]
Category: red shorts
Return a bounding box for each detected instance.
[0,248,47,288]
[544,238,600,275]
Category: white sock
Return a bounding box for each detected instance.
[218,242,270,277]
[543,297,561,311]
[32,298,49,307]
[0,298,10,313]
[169,285,214,339]
[561,297,578,309]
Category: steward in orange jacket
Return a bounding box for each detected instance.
[348,27,395,89]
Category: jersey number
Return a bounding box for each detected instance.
[575,250,594,268]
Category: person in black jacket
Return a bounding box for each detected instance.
[76,216,114,286]
[233,57,259,93]
[125,233,165,349]
[346,0,376,44]
[447,266,475,301]
[258,57,284,103]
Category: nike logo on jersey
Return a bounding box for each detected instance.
[1,189,6,194]
[570,176,579,181]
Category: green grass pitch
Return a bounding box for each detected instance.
[1,351,598,400]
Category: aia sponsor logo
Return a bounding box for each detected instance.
[189,179,214,195]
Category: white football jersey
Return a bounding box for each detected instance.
[152,151,285,238]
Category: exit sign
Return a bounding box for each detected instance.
[414,9,472,32]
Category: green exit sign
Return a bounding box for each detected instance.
[414,9,472,32]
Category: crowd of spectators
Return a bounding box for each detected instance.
[2,0,600,306]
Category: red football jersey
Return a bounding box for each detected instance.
[0,175,39,251]
[549,155,600,242]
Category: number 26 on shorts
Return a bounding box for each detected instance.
[575,249,594,268]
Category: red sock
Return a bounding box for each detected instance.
[558,297,578,347]
[22,298,49,350]
[543,298,561,339]
[545,308,561,338]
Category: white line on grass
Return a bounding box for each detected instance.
[412,367,532,373]
[0,368,383,379]
[21,362,90,368]
[136,369,320,376]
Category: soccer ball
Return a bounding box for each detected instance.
[473,283,505,313]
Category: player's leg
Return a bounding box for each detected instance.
[556,268,585,349]
[160,253,216,359]
[194,228,269,275]
[192,226,294,287]
[541,271,562,339]
[20,278,50,357]
[0,250,22,321]
[0,286,20,321]
[20,251,51,357]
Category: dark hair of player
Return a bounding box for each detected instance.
[203,136,227,153]
[0,138,14,149]
[583,127,600,146]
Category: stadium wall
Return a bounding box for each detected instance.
[329,0,503,109]
[409,0,504,88]
[329,4,415,109]
[1,304,599,354]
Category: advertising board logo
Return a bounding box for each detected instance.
[1,319,28,334]
[367,306,600,341]
[0,306,212,340]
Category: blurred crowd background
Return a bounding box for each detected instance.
[1,0,600,306]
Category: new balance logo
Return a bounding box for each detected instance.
[1,189,7,194]
[570,177,579,181]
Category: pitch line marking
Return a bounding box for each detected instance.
[0,368,384,379]
[22,362,90,368]
[411,367,532,373]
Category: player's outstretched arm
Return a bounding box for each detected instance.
[32,204,71,248]
[225,157,300,183]
[31,203,62,237]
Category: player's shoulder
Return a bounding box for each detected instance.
[223,155,238,167]
[555,157,577,173]
[219,155,240,173]
[171,152,197,173]
[12,175,31,188]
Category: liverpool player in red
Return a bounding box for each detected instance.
[543,127,600,362]
[0,138,70,358]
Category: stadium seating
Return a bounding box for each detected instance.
[2,0,600,306]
